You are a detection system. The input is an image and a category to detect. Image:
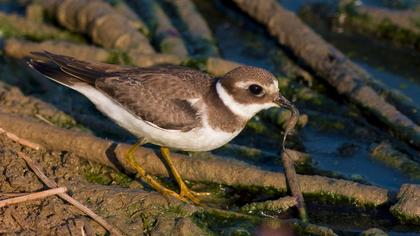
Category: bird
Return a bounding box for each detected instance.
[28,51,297,204]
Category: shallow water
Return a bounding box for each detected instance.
[194,0,419,233]
[195,0,417,190]
[319,31,420,104]
[281,0,420,11]
[304,128,418,190]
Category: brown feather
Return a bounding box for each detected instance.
[28,51,255,133]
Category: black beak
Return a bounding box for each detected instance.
[274,93,297,114]
[274,93,299,149]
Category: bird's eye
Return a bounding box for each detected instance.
[248,84,263,96]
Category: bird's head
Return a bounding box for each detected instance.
[216,66,297,120]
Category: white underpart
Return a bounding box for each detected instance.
[216,81,277,119]
[71,84,240,152]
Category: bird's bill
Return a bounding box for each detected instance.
[274,93,300,149]
[274,93,298,114]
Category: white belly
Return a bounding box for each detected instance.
[73,85,242,151]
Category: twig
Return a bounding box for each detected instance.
[0,187,67,207]
[16,151,124,236]
[0,192,29,199]
[280,99,308,223]
[282,152,308,223]
[35,114,56,126]
[81,225,87,236]
[0,128,42,150]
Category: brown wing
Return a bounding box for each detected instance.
[29,51,214,131]
[95,73,211,131]
[29,51,134,86]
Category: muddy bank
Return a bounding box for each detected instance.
[0,135,201,235]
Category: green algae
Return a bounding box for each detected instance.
[260,108,308,130]
[304,191,378,209]
[47,112,77,128]
[375,18,420,49]
[240,197,296,215]
[296,87,325,106]
[339,1,420,49]
[110,172,134,187]
[192,210,257,236]
[308,114,346,132]
[190,37,219,57]
[83,165,133,187]
[0,13,84,43]
[105,50,133,65]
[35,111,90,132]
[390,208,420,225]
[245,117,270,134]
[181,56,209,72]
[84,166,113,185]
[160,37,179,54]
[371,142,420,180]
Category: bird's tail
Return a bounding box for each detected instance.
[28,51,113,87]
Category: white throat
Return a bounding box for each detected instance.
[215,81,277,119]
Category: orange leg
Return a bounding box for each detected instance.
[160,147,210,204]
[125,139,190,202]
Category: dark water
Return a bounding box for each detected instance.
[280,0,420,11]
[194,0,419,234]
[194,0,418,189]
[281,0,420,104]
[318,31,420,104]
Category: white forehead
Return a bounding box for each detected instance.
[234,79,279,94]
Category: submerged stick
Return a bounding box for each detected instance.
[281,104,308,223]
[281,106,299,151]
[0,187,67,208]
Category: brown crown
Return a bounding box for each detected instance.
[219,66,279,105]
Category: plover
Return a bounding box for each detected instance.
[28,51,297,204]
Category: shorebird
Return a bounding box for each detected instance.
[28,51,297,204]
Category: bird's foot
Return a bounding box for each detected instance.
[178,181,211,205]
